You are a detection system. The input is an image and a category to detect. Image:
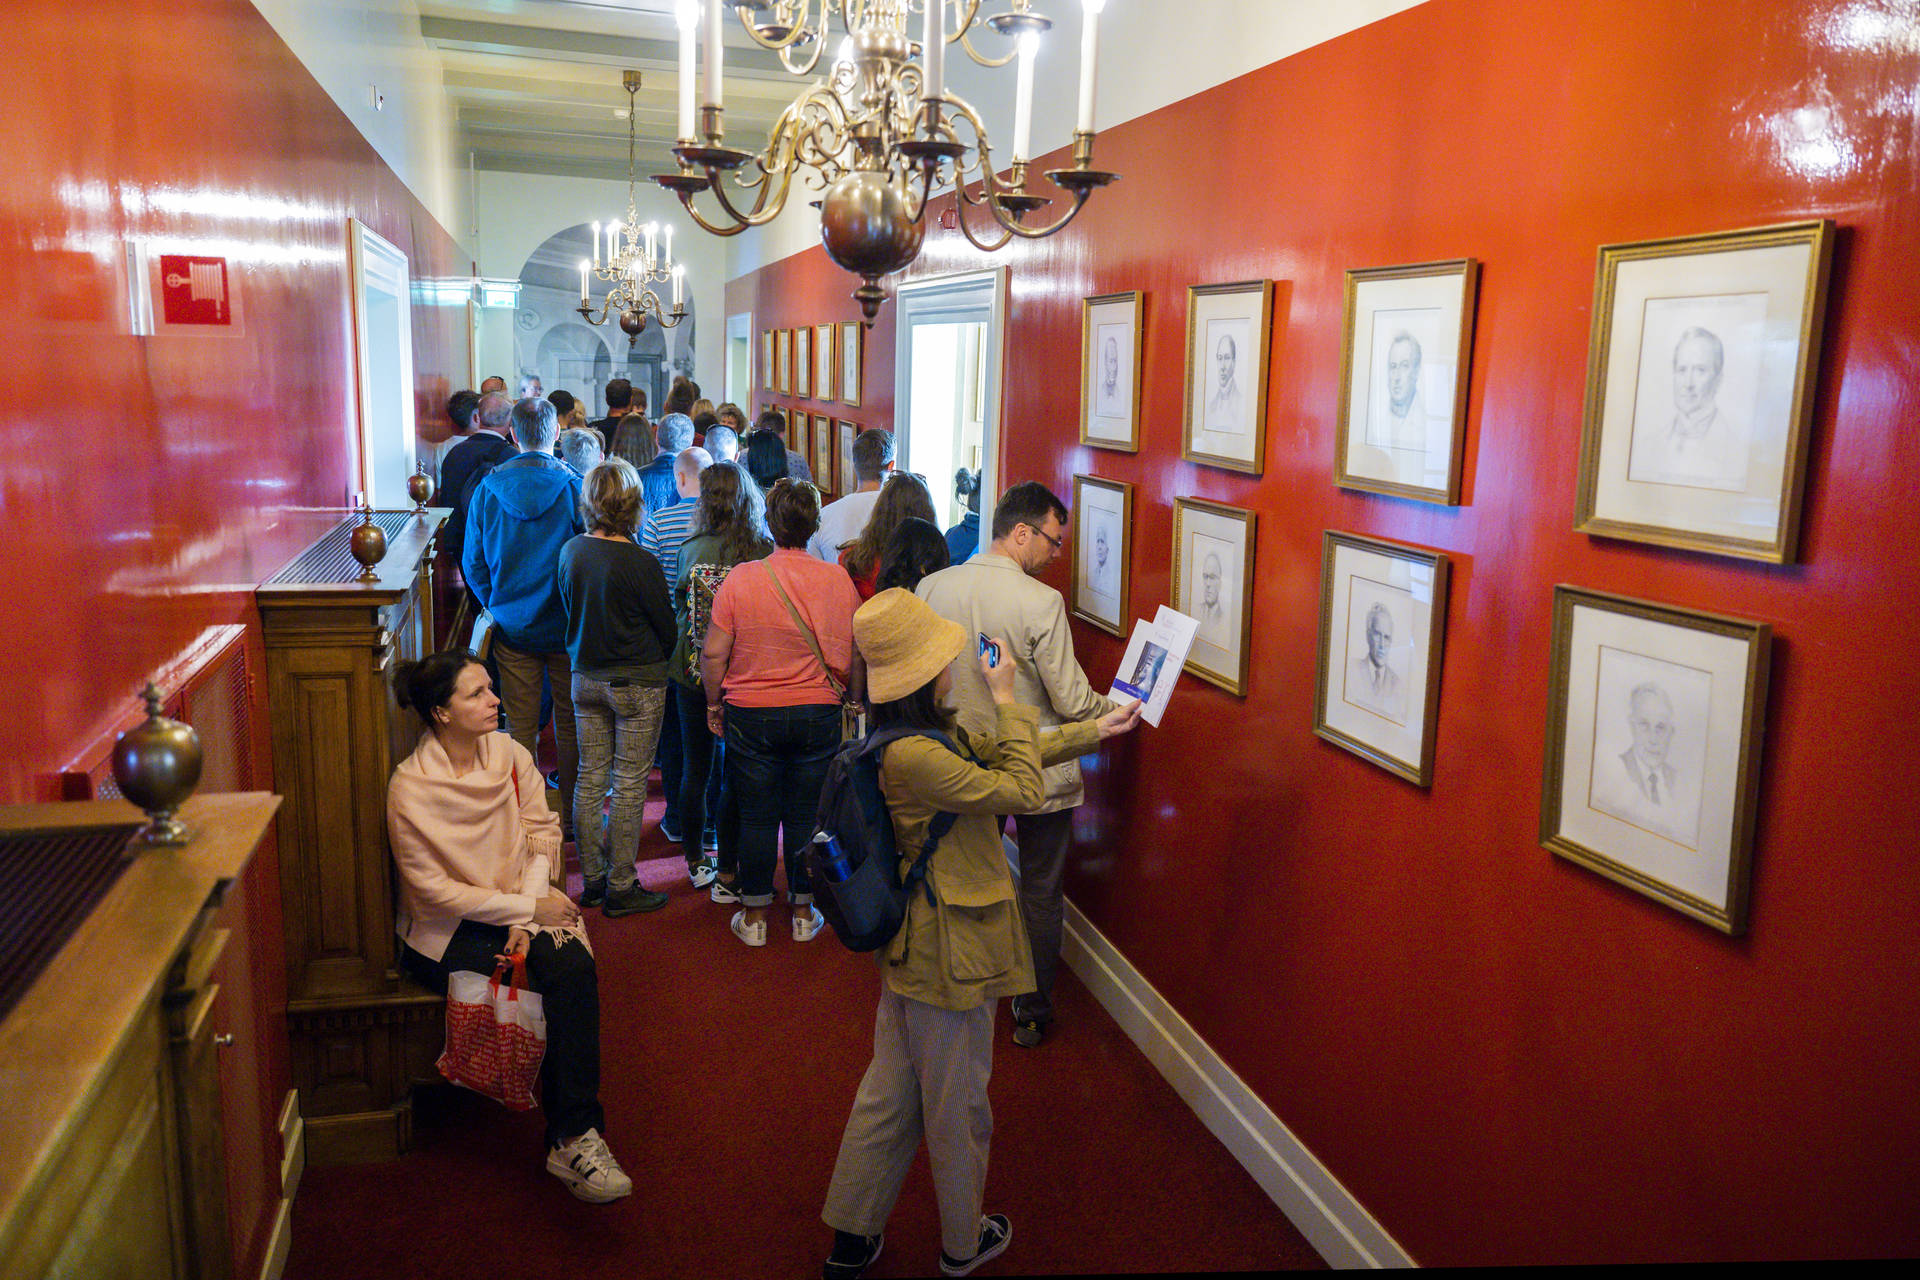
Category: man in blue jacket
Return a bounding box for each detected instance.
[463,396,586,837]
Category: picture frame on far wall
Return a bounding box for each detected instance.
[815,417,835,489]
[1070,476,1132,636]
[837,420,857,495]
[1081,291,1143,452]
[1541,585,1771,935]
[793,325,813,398]
[814,323,836,401]
[1574,219,1834,563]
[787,411,810,472]
[1335,259,1480,505]
[1313,531,1451,786]
[762,329,774,390]
[775,328,791,394]
[1171,497,1256,695]
[1183,279,1274,475]
[839,321,863,407]
[811,413,831,480]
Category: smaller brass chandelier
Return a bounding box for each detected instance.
[580,70,689,347]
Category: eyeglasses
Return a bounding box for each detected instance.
[1024,523,1064,552]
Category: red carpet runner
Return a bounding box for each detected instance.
[287,822,1324,1277]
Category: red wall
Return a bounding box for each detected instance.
[3,3,471,1274]
[733,0,1920,1263]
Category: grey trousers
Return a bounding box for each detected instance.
[1009,808,1074,1026]
[495,639,577,835]
[822,990,996,1260]
[571,674,667,892]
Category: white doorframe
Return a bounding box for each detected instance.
[726,309,753,408]
[347,218,416,508]
[893,268,1007,539]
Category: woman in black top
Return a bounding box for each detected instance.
[558,458,678,915]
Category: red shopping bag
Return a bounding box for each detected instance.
[437,954,547,1110]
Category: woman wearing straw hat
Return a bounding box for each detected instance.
[820,589,1142,1280]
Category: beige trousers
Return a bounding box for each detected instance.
[494,639,577,840]
[822,990,996,1259]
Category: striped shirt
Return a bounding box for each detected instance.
[639,497,699,574]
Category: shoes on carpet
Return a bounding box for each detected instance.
[579,879,607,909]
[939,1214,1011,1277]
[690,858,719,889]
[792,904,826,943]
[730,910,767,947]
[1011,1018,1047,1049]
[710,877,741,904]
[603,883,669,917]
[546,1128,632,1204]
[822,1230,884,1280]
[658,816,684,843]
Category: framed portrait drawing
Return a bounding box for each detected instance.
[1335,259,1479,504]
[774,328,792,394]
[1182,280,1273,475]
[815,417,835,487]
[837,421,857,495]
[1081,291,1143,452]
[1313,532,1450,786]
[1575,220,1834,563]
[811,413,831,477]
[1070,476,1132,636]
[1171,498,1256,694]
[788,411,810,467]
[839,321,863,407]
[1541,586,1771,934]
[793,325,812,398]
[814,323,836,400]
[761,329,774,390]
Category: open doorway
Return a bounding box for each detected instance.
[894,269,1005,545]
[726,311,753,407]
[349,219,417,508]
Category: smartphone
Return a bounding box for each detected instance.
[978,633,1001,668]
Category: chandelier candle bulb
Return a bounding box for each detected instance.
[663,224,674,269]
[579,259,589,303]
[672,264,684,306]
[703,0,723,113]
[591,221,602,267]
[1013,32,1037,164]
[644,222,656,268]
[924,0,946,103]
[1077,0,1102,134]
[676,0,698,139]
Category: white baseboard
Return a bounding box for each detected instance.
[1061,898,1415,1269]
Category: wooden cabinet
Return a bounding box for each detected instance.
[0,794,279,1280]
[256,512,447,1165]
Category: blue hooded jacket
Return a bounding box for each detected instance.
[461,451,584,652]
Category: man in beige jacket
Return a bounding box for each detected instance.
[916,481,1118,1048]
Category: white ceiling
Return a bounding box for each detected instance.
[422,0,803,180]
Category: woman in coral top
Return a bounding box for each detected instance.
[385,650,631,1204]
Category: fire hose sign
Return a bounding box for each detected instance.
[159,254,230,326]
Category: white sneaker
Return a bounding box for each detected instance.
[690,859,719,889]
[731,909,767,947]
[792,904,826,943]
[547,1128,633,1203]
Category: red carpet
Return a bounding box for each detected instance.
[287,802,1323,1277]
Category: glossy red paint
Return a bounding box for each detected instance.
[733,0,1920,1263]
[3,2,470,1274]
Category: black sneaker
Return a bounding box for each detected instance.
[579,879,607,909]
[1011,1018,1046,1049]
[822,1230,884,1280]
[602,883,669,917]
[938,1214,1011,1277]
[658,816,684,843]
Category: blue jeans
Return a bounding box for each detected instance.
[724,701,840,907]
[674,681,731,877]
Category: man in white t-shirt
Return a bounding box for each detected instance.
[806,427,895,561]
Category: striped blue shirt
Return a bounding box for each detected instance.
[639,497,699,574]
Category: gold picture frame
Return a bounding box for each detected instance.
[761,329,775,390]
[788,411,810,471]
[1170,497,1256,695]
[1182,280,1273,475]
[775,328,792,394]
[837,420,857,495]
[793,325,813,398]
[839,321,863,407]
[815,323,836,401]
[1069,475,1133,636]
[1335,259,1480,505]
[1541,585,1771,934]
[1081,290,1143,452]
[1574,220,1834,563]
[815,418,836,490]
[1313,531,1450,786]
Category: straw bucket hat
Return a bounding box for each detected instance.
[855,588,967,703]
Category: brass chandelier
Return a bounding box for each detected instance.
[655,0,1115,320]
[581,70,689,346]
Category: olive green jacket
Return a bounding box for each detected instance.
[878,703,1102,1011]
